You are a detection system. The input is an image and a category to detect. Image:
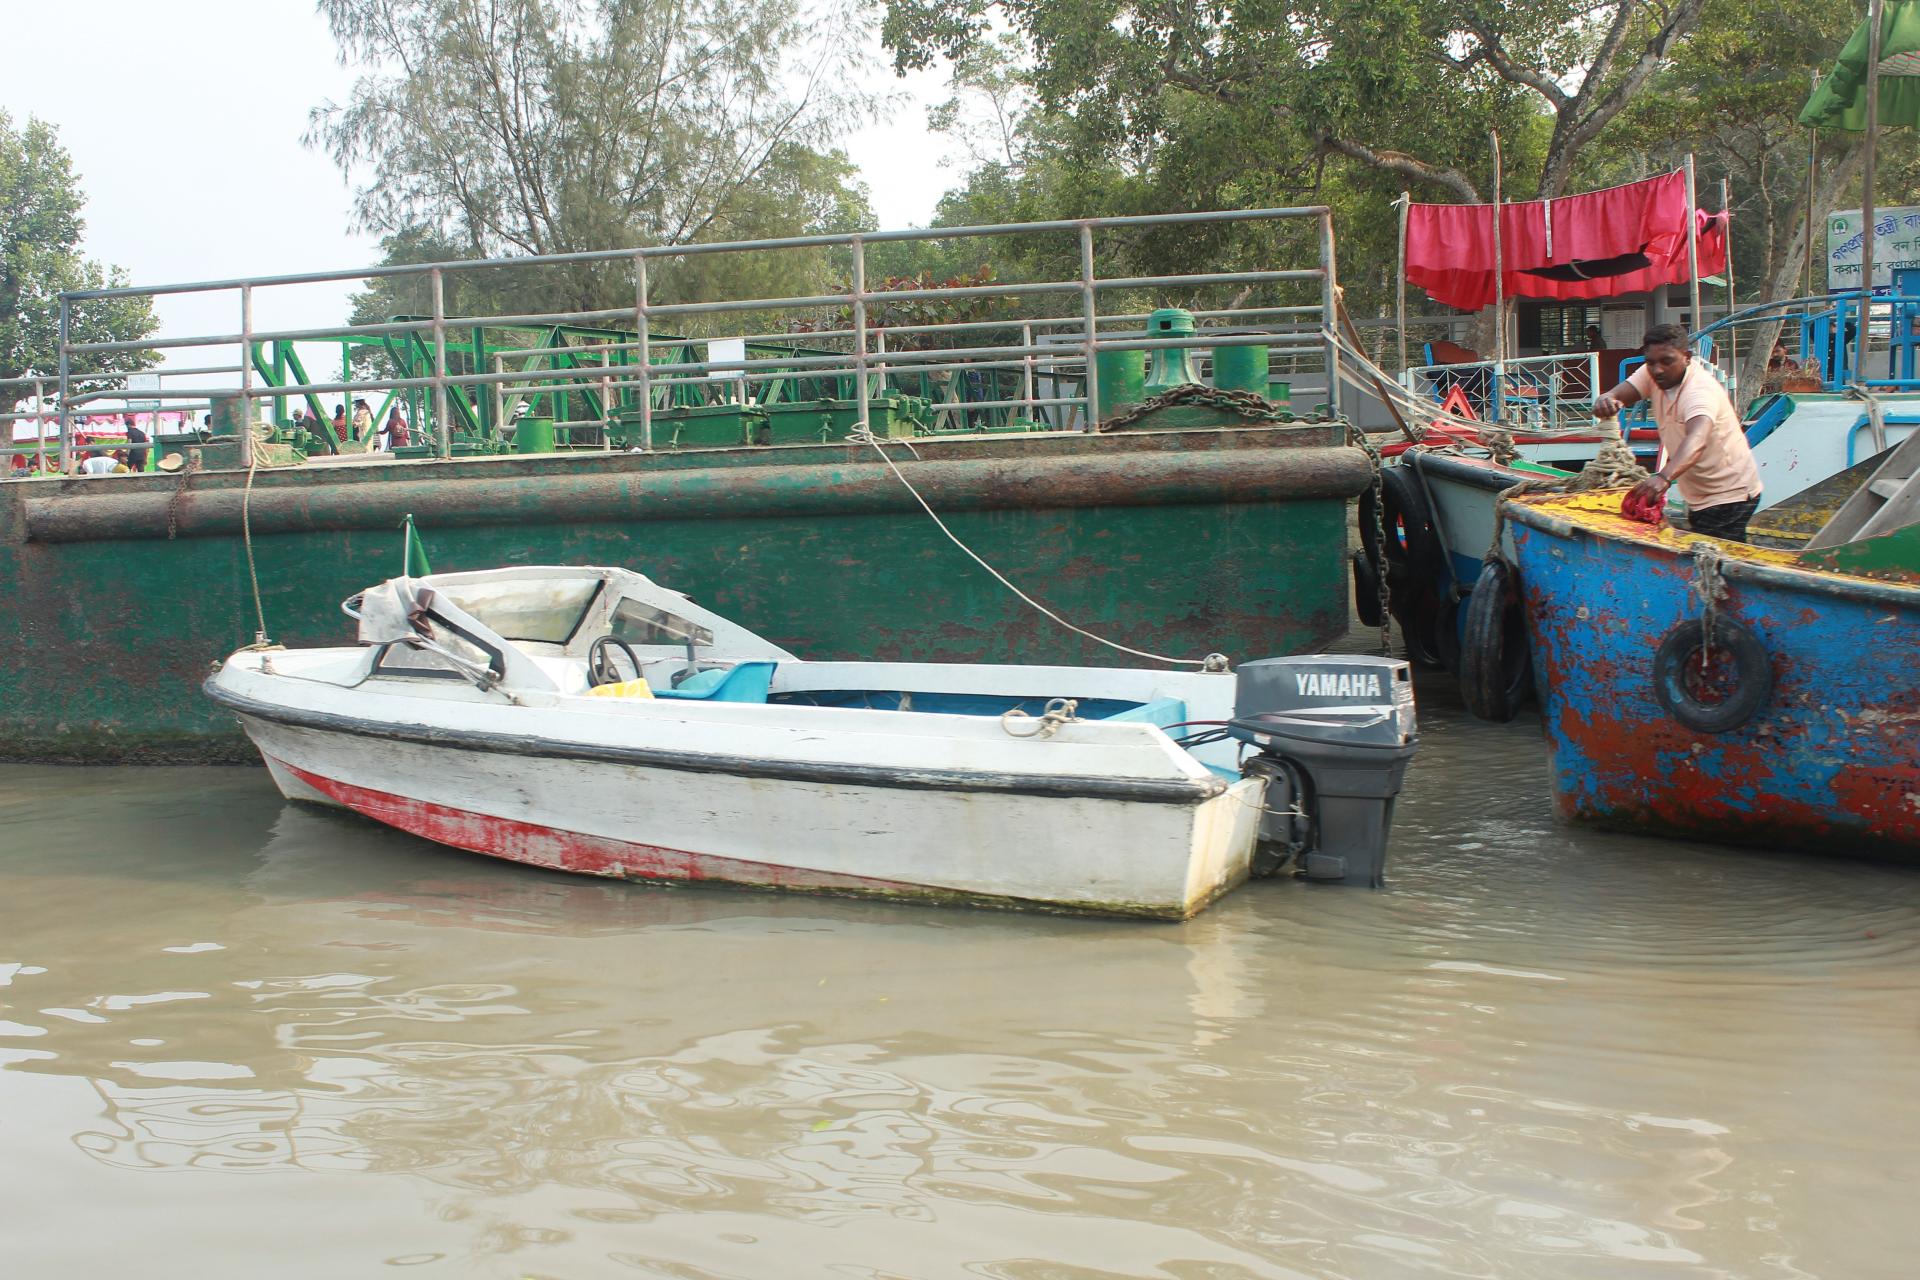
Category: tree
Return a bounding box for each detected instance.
[310,0,879,319]
[0,112,158,391]
[883,0,1710,204]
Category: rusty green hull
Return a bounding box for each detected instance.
[0,424,1367,762]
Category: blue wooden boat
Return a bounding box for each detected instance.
[1500,488,1920,858]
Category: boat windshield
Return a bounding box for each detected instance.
[608,596,715,648]
[434,575,605,644]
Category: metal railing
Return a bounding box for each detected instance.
[33,208,1343,470]
[1401,351,1601,433]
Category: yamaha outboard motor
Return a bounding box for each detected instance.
[1230,655,1416,887]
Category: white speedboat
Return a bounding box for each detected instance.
[206,567,1416,917]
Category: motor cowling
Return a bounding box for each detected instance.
[1229,655,1417,887]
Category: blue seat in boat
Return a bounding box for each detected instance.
[1103,697,1187,729]
[652,661,777,703]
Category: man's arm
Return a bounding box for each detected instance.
[1592,380,1645,419]
[1628,412,1714,504]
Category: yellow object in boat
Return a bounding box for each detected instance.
[587,678,654,699]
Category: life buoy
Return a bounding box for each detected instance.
[1352,550,1385,627]
[1652,617,1771,734]
[1379,464,1440,583]
[1460,558,1533,722]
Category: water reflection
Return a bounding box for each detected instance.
[2,696,1919,1278]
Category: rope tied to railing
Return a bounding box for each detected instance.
[845,427,1227,669]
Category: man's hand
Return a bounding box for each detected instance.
[1628,474,1669,506]
[1593,392,1624,419]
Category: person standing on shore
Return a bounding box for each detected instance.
[1593,323,1763,542]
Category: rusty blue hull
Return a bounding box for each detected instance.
[1504,491,1920,859]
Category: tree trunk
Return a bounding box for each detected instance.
[1734,144,1862,402]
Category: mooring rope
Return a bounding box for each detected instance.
[846,426,1227,669]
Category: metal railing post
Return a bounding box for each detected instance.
[634,252,652,451]
[56,297,72,473]
[852,235,870,435]
[239,283,256,469]
[1021,322,1035,425]
[430,268,450,459]
[33,378,46,473]
[493,353,506,447]
[1078,223,1099,431]
[1319,212,1342,419]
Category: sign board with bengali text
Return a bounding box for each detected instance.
[1827,206,1920,291]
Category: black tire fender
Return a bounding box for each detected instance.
[1652,617,1771,734]
[1353,550,1385,627]
[1434,592,1463,676]
[1379,464,1439,582]
[1392,583,1445,670]
[1460,558,1533,722]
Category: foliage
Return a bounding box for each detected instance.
[882,0,1710,203]
[0,112,157,389]
[312,0,880,319]
[787,266,1017,349]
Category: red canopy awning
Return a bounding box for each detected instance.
[1405,171,1728,311]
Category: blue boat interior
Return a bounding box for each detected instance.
[770,684,1186,726]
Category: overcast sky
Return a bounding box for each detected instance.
[1,0,958,376]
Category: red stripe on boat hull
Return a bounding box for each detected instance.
[268,755,913,893]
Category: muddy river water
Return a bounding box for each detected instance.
[2,688,1917,1278]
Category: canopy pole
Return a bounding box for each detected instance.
[1722,177,1737,396]
[1856,0,1884,384]
[1806,71,1821,297]
[1396,191,1410,374]
[1489,131,1505,410]
[1685,154,1703,346]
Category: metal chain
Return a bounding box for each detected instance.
[1097,383,1320,432]
[1689,542,1728,655]
[164,453,202,541]
[1349,427,1394,656]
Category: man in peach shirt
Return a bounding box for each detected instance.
[1592,323,1763,542]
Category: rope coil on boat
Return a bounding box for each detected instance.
[1001,698,1081,739]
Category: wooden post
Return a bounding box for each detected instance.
[1489,132,1506,420]
[1856,0,1884,384]
[1806,70,1821,298]
[1684,154,1703,345]
[1396,191,1410,374]
[1722,177,1737,392]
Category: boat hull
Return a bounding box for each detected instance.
[1505,492,1920,859]
[231,713,1266,920]
[0,425,1364,763]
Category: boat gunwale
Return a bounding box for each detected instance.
[1502,492,1920,607]
[204,679,1232,806]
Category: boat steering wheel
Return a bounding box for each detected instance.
[587,635,644,688]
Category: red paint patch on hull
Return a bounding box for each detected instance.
[269,755,915,893]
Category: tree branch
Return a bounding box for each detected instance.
[1319,136,1481,202]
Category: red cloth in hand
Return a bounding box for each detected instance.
[1620,487,1667,524]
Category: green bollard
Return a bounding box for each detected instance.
[1095,349,1147,416]
[515,416,556,454]
[1212,344,1270,395]
[1144,308,1199,393]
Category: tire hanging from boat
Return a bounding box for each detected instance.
[1352,551,1386,628]
[1460,558,1533,722]
[1434,592,1463,676]
[1392,579,1446,670]
[1377,464,1440,584]
[1651,617,1771,734]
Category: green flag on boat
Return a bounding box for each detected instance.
[402,513,432,577]
[1800,1,1920,131]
